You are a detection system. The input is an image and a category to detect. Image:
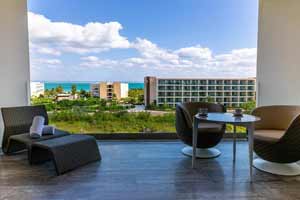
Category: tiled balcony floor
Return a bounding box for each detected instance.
[1,140,300,200]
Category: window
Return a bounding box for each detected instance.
[217,92,223,97]
[232,86,238,90]
[175,92,182,96]
[224,86,231,90]
[199,86,207,90]
[224,80,231,85]
[208,86,216,90]
[184,92,191,96]
[158,86,165,90]
[175,86,182,90]
[232,80,239,85]
[183,80,191,85]
[192,92,198,97]
[240,86,246,90]
[200,92,206,97]
[208,80,215,85]
[158,92,165,97]
[216,80,223,85]
[29,1,257,136]
[166,92,174,97]
[184,86,191,90]
[200,80,207,85]
[224,92,231,96]
[208,92,215,97]
[216,86,223,90]
[166,86,174,90]
[191,86,198,90]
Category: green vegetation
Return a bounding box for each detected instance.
[32,85,253,134]
[146,103,175,111]
[126,89,144,104]
[55,85,63,94]
[71,84,77,95]
[47,107,246,134]
[240,100,256,114]
[32,97,133,112]
[49,111,175,133]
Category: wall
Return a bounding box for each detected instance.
[144,77,157,106]
[113,82,121,99]
[0,0,30,146]
[99,83,108,99]
[120,83,129,98]
[257,0,300,106]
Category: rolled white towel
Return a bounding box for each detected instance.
[30,116,45,139]
[42,125,55,135]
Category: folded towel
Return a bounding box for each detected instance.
[42,125,55,135]
[30,116,45,139]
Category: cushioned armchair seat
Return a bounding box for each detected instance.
[252,105,300,175]
[254,129,285,143]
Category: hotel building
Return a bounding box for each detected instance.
[30,82,45,97]
[91,82,129,100]
[144,77,256,107]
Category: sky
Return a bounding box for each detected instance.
[28,0,259,82]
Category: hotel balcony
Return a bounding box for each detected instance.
[1,0,300,200]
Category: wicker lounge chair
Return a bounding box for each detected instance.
[30,134,101,175]
[176,102,226,158]
[1,105,69,155]
[252,105,300,175]
[1,105,101,175]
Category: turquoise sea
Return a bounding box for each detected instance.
[44,82,144,92]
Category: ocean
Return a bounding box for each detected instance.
[44,82,144,92]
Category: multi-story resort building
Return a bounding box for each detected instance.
[90,82,129,100]
[144,76,256,107]
[30,82,45,97]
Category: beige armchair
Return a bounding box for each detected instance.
[252,105,300,175]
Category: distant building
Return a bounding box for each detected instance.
[56,93,79,101]
[30,82,45,97]
[144,76,256,107]
[90,82,129,100]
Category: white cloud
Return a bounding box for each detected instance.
[175,45,212,61]
[31,58,62,71]
[80,56,118,69]
[79,39,257,78]
[132,38,179,65]
[28,12,257,81]
[37,47,61,56]
[28,12,130,55]
[80,56,99,62]
[33,58,62,65]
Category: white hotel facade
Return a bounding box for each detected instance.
[144,77,256,108]
[30,82,45,97]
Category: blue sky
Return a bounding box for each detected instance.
[28,0,258,82]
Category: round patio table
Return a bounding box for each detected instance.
[192,112,260,182]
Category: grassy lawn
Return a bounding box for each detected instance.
[49,111,246,134]
[49,111,176,133]
[50,121,176,133]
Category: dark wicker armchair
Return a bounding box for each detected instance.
[252,105,300,175]
[176,102,226,158]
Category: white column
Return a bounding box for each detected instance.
[257,0,300,106]
[0,0,30,147]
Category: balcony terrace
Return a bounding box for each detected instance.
[1,0,300,199]
[1,140,300,200]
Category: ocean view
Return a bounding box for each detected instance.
[44,82,144,92]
